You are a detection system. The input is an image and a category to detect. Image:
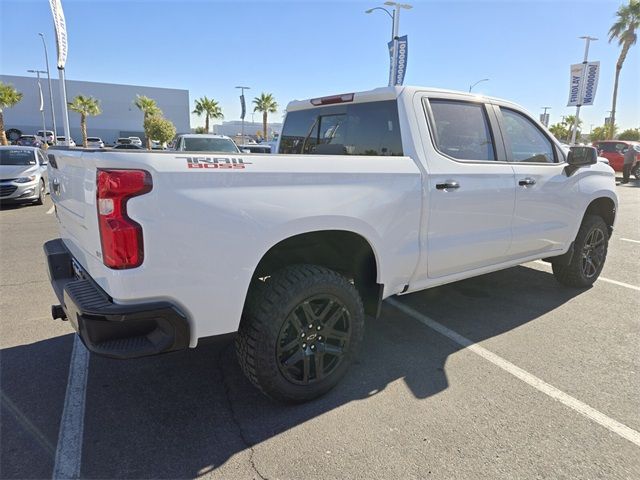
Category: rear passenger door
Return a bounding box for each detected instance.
[494,105,577,257]
[420,97,516,278]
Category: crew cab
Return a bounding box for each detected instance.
[44,86,617,403]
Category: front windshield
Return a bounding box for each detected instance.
[183,138,239,153]
[0,150,36,166]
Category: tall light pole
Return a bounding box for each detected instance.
[469,78,489,93]
[570,35,597,145]
[366,2,412,86]
[27,69,48,144]
[235,86,250,144]
[38,33,57,144]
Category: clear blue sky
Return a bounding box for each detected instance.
[1,0,638,131]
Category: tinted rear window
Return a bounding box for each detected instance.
[279,100,403,156]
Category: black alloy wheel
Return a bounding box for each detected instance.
[580,227,605,279]
[276,295,351,385]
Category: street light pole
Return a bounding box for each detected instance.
[235,86,250,144]
[570,35,597,145]
[27,69,48,145]
[469,78,489,93]
[366,2,412,86]
[38,33,57,144]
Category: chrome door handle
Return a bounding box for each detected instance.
[435,181,460,190]
[518,177,536,186]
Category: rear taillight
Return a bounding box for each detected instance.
[96,169,152,269]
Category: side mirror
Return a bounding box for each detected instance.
[241,149,251,154]
[567,146,597,166]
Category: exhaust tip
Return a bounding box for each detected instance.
[51,304,67,321]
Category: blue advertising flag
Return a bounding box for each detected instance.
[388,40,395,86]
[394,35,408,86]
[240,94,246,120]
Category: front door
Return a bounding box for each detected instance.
[496,106,577,258]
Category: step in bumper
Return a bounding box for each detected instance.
[43,238,190,359]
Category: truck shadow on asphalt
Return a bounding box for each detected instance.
[1,265,588,478]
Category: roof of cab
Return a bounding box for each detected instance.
[285,85,523,112]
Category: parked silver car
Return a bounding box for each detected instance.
[0,146,49,205]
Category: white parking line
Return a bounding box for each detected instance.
[386,298,640,447]
[46,205,55,215]
[532,260,640,292]
[620,238,640,244]
[52,335,90,480]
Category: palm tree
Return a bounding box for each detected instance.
[0,82,23,145]
[253,93,278,142]
[134,95,162,149]
[562,115,582,141]
[608,0,640,139]
[192,96,223,133]
[68,95,101,147]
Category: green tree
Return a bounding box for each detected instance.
[194,126,207,134]
[68,95,101,147]
[563,115,582,141]
[144,116,176,147]
[253,92,278,141]
[590,126,609,142]
[618,127,640,140]
[0,82,23,145]
[549,123,569,141]
[192,96,223,133]
[608,0,640,139]
[134,95,162,149]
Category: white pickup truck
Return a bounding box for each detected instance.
[44,86,617,402]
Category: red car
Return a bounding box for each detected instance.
[593,140,640,178]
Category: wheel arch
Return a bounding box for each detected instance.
[584,196,616,236]
[249,229,383,318]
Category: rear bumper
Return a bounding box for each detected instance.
[44,238,190,359]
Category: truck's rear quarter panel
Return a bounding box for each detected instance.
[49,150,422,345]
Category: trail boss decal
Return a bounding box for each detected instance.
[179,156,253,169]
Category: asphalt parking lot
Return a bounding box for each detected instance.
[1,177,638,480]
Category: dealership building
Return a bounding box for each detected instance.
[1,74,190,145]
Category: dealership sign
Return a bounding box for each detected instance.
[567,61,600,107]
[49,0,68,69]
[388,35,408,86]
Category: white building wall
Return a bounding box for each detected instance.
[1,75,190,144]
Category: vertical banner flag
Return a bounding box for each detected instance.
[567,61,600,107]
[240,94,246,120]
[394,35,408,86]
[580,61,599,106]
[38,82,44,112]
[49,0,68,69]
[539,113,550,127]
[567,63,584,107]
[387,40,395,86]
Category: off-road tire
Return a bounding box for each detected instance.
[552,214,608,288]
[236,264,365,403]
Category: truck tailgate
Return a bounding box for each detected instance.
[48,149,100,271]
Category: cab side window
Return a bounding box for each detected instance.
[428,99,496,161]
[500,108,556,163]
